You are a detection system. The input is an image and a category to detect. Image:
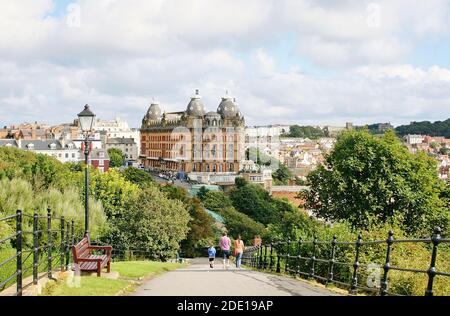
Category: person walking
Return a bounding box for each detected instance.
[219,232,231,269]
[234,235,245,269]
[208,244,216,269]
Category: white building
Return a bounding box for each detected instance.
[404,134,425,145]
[0,139,80,163]
[245,125,287,159]
[105,137,139,161]
[94,117,140,154]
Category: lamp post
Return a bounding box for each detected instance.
[77,104,95,237]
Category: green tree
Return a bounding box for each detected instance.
[288,125,325,139]
[201,190,266,241]
[395,118,450,138]
[122,167,154,188]
[301,130,449,235]
[440,147,450,155]
[272,164,293,185]
[229,180,277,225]
[90,169,140,246]
[160,185,215,257]
[196,186,210,201]
[124,186,191,260]
[108,148,125,168]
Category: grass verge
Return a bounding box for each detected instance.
[40,261,185,296]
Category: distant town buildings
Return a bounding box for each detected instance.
[94,117,141,155]
[106,137,139,161]
[0,117,140,171]
[323,123,353,137]
[403,134,450,180]
[89,149,110,173]
[0,139,80,163]
[404,134,426,145]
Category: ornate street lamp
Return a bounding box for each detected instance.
[77,104,95,236]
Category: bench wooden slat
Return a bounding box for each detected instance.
[72,236,112,277]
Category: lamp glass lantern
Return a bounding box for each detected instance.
[77,104,96,133]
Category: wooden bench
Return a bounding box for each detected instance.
[72,236,112,277]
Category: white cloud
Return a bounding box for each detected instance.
[0,0,449,128]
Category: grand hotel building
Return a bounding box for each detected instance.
[140,90,245,176]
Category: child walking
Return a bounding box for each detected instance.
[208,245,216,269]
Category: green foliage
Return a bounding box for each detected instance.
[440,147,450,155]
[286,125,325,139]
[0,178,107,246]
[0,147,81,191]
[229,180,278,225]
[123,186,191,260]
[395,118,450,138]
[272,164,293,185]
[90,169,140,218]
[35,187,107,238]
[196,186,210,201]
[201,191,266,241]
[161,185,215,257]
[122,167,154,188]
[108,148,125,168]
[302,130,449,235]
[245,147,277,167]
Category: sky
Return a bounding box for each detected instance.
[0,0,450,128]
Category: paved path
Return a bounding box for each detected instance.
[133,258,339,296]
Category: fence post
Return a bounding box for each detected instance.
[33,213,39,285]
[269,243,274,271]
[327,235,337,285]
[47,208,52,279]
[276,243,281,273]
[263,244,268,270]
[71,220,75,246]
[285,239,291,273]
[16,210,23,296]
[258,245,263,269]
[425,227,441,296]
[296,238,302,275]
[309,235,317,279]
[350,233,363,294]
[65,222,70,271]
[380,230,394,296]
[60,217,65,272]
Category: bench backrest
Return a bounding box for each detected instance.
[72,237,91,263]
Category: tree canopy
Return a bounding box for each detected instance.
[301,130,449,235]
[395,118,450,138]
[108,148,125,168]
[285,125,325,139]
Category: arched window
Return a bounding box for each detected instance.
[206,164,210,172]
[229,163,233,172]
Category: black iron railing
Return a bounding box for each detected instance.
[242,227,450,296]
[1,209,180,296]
[0,209,75,296]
